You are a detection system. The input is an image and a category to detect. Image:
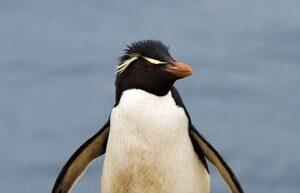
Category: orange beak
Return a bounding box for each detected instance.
[164,61,193,78]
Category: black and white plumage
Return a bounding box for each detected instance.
[52,40,243,193]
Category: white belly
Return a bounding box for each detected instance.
[101,89,210,193]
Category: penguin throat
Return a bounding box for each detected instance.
[115,82,174,105]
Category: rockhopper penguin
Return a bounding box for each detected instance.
[52,40,243,193]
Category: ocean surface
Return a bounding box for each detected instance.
[1,1,299,193]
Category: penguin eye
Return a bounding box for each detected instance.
[144,63,155,71]
[116,53,167,74]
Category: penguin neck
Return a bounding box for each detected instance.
[115,83,174,105]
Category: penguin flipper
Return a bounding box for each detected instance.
[189,126,243,193]
[52,121,110,193]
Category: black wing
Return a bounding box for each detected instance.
[52,121,110,193]
[189,125,244,193]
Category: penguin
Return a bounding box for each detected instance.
[52,40,243,193]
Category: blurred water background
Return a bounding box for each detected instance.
[1,0,300,193]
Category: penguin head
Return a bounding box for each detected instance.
[115,40,192,99]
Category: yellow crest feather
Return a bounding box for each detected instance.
[117,53,166,74]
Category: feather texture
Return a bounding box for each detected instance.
[117,53,167,74]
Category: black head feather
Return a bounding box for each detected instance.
[120,40,173,63]
[115,40,190,104]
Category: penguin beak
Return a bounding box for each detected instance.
[164,61,193,78]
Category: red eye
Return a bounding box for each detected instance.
[145,64,155,71]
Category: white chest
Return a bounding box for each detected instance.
[101,89,210,193]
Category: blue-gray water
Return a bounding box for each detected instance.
[1,1,299,193]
